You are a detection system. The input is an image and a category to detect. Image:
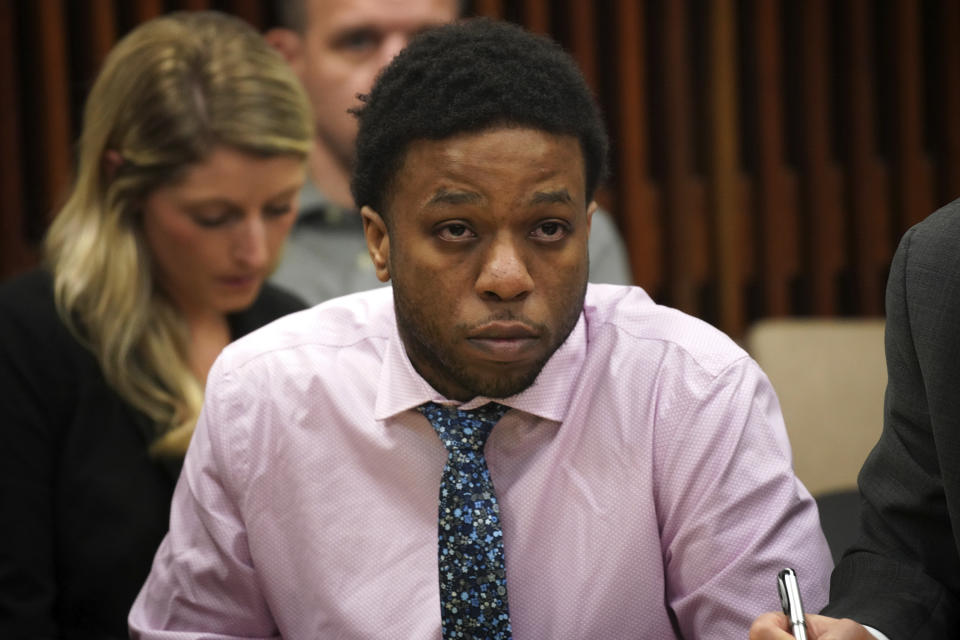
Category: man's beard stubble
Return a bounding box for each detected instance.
[391,277,586,401]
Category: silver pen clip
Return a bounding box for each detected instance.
[777,568,808,640]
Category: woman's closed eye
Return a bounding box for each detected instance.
[263,203,294,219]
[190,209,238,228]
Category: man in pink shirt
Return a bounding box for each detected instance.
[130,19,832,639]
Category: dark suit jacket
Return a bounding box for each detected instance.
[0,270,305,639]
[822,199,960,637]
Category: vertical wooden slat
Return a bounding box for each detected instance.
[938,0,960,201]
[568,2,596,91]
[31,0,72,224]
[800,0,843,315]
[753,0,797,317]
[89,0,117,68]
[708,0,744,335]
[181,0,212,10]
[0,2,33,278]
[893,0,933,227]
[662,0,704,314]
[6,0,959,324]
[615,0,658,291]
[845,0,887,315]
[522,0,549,34]
[471,0,505,19]
[135,0,165,22]
[227,0,263,27]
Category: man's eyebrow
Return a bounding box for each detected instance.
[426,189,483,206]
[530,189,573,205]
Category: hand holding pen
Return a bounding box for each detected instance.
[748,568,875,640]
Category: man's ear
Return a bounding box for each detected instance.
[264,28,304,69]
[361,206,391,282]
[586,200,598,234]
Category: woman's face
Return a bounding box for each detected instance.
[141,146,305,318]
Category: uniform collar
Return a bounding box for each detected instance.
[295,179,360,228]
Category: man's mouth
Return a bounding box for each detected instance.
[467,323,540,361]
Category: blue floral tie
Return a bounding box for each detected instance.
[418,401,513,640]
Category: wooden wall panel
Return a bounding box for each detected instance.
[228,0,264,26]
[473,0,505,19]
[613,0,660,293]
[707,0,746,335]
[134,0,165,22]
[0,1,33,275]
[89,0,118,67]
[568,1,597,91]
[181,0,213,10]
[661,0,707,315]
[3,0,958,339]
[844,0,888,315]
[521,0,549,34]
[939,0,960,202]
[751,0,799,318]
[892,0,934,229]
[800,0,845,316]
[31,1,72,228]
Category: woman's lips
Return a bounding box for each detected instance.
[218,274,258,289]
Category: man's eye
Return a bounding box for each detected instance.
[531,221,569,241]
[338,29,379,52]
[436,223,475,241]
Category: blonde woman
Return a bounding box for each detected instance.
[0,11,313,637]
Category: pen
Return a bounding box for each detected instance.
[777,568,808,640]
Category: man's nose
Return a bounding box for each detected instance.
[475,235,534,302]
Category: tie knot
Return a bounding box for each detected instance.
[418,401,510,452]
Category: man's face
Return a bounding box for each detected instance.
[294,0,458,171]
[362,127,595,401]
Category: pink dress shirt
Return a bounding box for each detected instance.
[130,284,833,639]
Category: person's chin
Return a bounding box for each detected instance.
[462,358,546,399]
[474,373,541,399]
[216,288,261,314]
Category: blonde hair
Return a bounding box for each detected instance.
[44,11,313,456]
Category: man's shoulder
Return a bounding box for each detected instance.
[895,199,960,310]
[584,284,747,378]
[907,197,960,257]
[218,287,396,372]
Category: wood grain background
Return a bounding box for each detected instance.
[3,0,956,339]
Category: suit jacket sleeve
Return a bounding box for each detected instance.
[822,203,960,638]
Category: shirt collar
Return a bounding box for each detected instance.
[373,309,587,424]
[295,179,359,228]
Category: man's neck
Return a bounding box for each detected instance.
[308,140,355,211]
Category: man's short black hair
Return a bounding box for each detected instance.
[351,18,609,218]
